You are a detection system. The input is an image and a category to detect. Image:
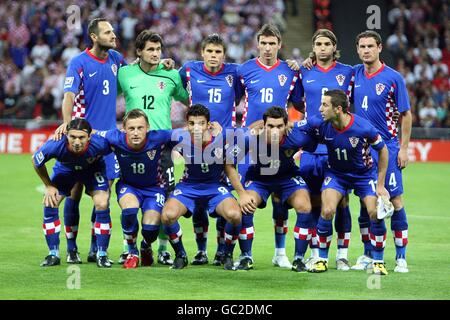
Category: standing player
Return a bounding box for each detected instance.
[352,31,412,273]
[161,104,242,270]
[117,30,189,265]
[179,34,243,266]
[305,90,390,275]
[235,23,303,270]
[225,107,318,272]
[32,119,113,268]
[298,29,355,271]
[96,109,175,268]
[56,18,125,263]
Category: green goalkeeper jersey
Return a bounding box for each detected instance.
[118,63,188,130]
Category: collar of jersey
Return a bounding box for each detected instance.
[125,134,148,152]
[364,63,385,79]
[85,48,108,64]
[138,63,164,74]
[332,113,354,133]
[203,63,225,76]
[256,58,280,71]
[315,61,337,73]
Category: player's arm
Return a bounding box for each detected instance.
[376,145,389,198]
[31,150,60,207]
[54,92,75,140]
[398,110,412,169]
[224,164,257,214]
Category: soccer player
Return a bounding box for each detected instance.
[235,23,303,270]
[225,106,318,272]
[96,109,175,268]
[179,34,243,266]
[297,29,355,271]
[161,104,242,270]
[305,90,390,275]
[56,18,125,263]
[352,31,412,273]
[32,119,113,268]
[117,30,189,265]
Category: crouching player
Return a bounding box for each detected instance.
[306,90,390,275]
[161,104,242,270]
[32,119,113,267]
[225,106,318,272]
[96,109,175,268]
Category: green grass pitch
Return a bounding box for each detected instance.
[0,154,449,300]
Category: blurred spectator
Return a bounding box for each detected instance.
[37,86,57,120]
[418,97,439,127]
[30,36,50,68]
[0,85,19,119]
[15,85,36,119]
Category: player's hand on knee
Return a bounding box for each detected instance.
[302,57,314,70]
[286,59,300,71]
[54,122,68,141]
[161,58,175,70]
[239,192,257,214]
[43,186,60,207]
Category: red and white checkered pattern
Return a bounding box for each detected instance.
[124,233,137,245]
[224,232,239,245]
[360,227,370,242]
[168,229,183,244]
[65,225,78,239]
[240,77,249,127]
[318,235,332,249]
[43,220,61,235]
[186,66,192,106]
[94,222,112,235]
[239,226,254,240]
[310,228,319,247]
[370,232,386,248]
[194,226,208,240]
[394,230,408,247]
[293,226,311,241]
[385,85,398,138]
[273,219,288,234]
[362,142,374,169]
[337,232,351,248]
[283,73,299,109]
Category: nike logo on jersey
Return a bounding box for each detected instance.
[250,79,260,84]
[130,86,138,89]
[98,184,106,187]
[89,72,97,77]
[389,186,399,192]
[355,84,361,88]
[306,80,315,83]
[197,80,206,83]
[324,137,334,140]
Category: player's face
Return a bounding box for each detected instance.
[187,116,209,142]
[264,117,286,144]
[138,41,162,66]
[124,117,149,149]
[313,36,336,62]
[319,96,338,121]
[67,130,90,154]
[202,44,225,70]
[94,21,117,49]
[357,37,382,65]
[258,35,281,65]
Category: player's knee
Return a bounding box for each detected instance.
[161,209,177,226]
[94,197,109,211]
[292,199,311,214]
[367,208,378,220]
[322,207,335,220]
[390,196,403,210]
[226,210,241,226]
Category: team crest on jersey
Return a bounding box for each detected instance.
[284,149,295,157]
[336,74,345,86]
[111,64,117,76]
[225,75,234,88]
[349,137,359,148]
[173,189,182,196]
[375,83,385,95]
[324,176,332,186]
[158,81,166,91]
[278,74,288,86]
[120,187,127,194]
[214,148,223,159]
[147,150,156,160]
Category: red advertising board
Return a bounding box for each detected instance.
[1,129,450,162]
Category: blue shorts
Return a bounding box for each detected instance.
[116,181,166,213]
[170,182,235,218]
[321,169,377,199]
[371,141,403,198]
[51,165,109,196]
[105,153,120,181]
[299,152,328,196]
[244,175,309,209]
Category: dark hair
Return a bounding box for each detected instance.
[88,18,108,38]
[256,23,282,44]
[263,106,288,124]
[324,90,349,112]
[66,118,92,134]
[186,104,210,122]
[201,33,227,53]
[309,28,340,61]
[356,30,382,46]
[135,30,164,51]
[123,109,149,127]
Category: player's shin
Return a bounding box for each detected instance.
[141,224,159,249]
[316,217,333,260]
[359,207,372,257]
[89,207,98,254]
[238,214,254,258]
[94,209,112,257]
[64,198,79,252]
[272,199,288,256]
[224,222,240,255]
[163,222,186,257]
[369,219,387,262]
[335,206,351,260]
[43,207,61,257]
[193,211,209,253]
[391,208,408,260]
[309,206,320,258]
[121,208,139,254]
[293,213,311,260]
[216,216,226,254]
